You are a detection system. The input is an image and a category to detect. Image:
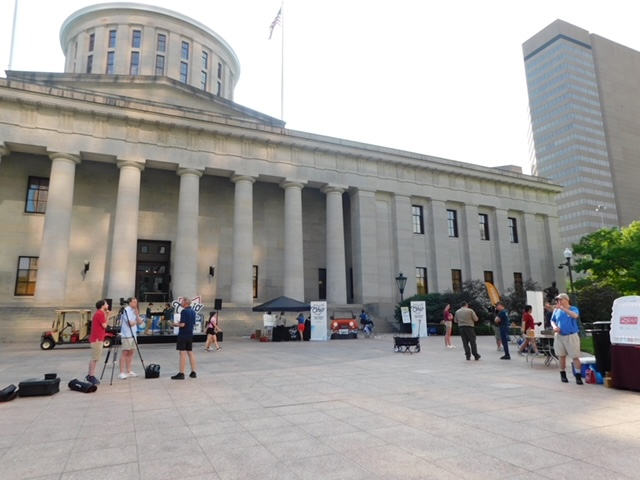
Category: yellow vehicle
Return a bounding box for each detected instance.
[39,309,117,350]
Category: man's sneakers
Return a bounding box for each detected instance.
[127,371,138,378]
[118,372,128,380]
[171,373,185,380]
[560,371,569,383]
[118,371,138,379]
[85,375,100,385]
[474,355,481,361]
[500,355,511,360]
[189,371,197,378]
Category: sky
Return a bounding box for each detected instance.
[2,0,640,175]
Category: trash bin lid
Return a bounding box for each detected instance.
[594,321,611,324]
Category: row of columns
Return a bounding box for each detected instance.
[31,154,350,306]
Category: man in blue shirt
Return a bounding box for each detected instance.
[550,293,583,385]
[495,302,511,360]
[171,297,198,380]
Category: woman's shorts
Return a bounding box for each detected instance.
[206,327,216,335]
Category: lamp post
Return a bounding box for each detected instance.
[595,204,606,229]
[562,248,576,304]
[395,272,407,302]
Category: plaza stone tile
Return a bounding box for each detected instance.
[1,335,639,480]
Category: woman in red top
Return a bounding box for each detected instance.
[444,304,455,348]
[518,305,538,355]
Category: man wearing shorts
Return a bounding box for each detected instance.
[87,299,110,385]
[119,297,144,380]
[172,297,197,380]
[551,293,583,385]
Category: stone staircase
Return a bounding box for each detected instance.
[0,304,400,345]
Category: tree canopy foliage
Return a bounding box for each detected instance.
[572,221,640,295]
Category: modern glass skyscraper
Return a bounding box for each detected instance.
[523,20,639,245]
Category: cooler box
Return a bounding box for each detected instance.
[19,374,61,397]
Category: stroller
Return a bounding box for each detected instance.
[393,320,421,354]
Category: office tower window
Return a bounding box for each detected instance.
[156,34,166,52]
[130,51,140,75]
[412,205,424,234]
[108,29,116,48]
[132,30,141,48]
[202,51,209,70]
[88,33,95,52]
[253,265,258,298]
[180,62,188,83]
[201,71,207,91]
[447,209,458,237]
[508,217,519,243]
[86,55,93,73]
[484,271,494,285]
[155,55,165,76]
[479,213,490,240]
[451,269,462,293]
[25,176,49,213]
[416,267,428,295]
[15,256,38,296]
[106,51,115,74]
[181,41,190,60]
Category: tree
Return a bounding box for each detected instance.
[573,283,621,325]
[573,221,640,295]
[501,278,543,322]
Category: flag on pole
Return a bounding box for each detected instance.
[269,7,282,39]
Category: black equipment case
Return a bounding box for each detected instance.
[0,384,19,402]
[18,374,61,397]
[145,364,160,378]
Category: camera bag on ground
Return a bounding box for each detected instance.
[18,373,60,397]
[145,364,160,378]
[68,378,98,393]
[0,384,18,402]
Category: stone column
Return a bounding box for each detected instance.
[173,169,203,299]
[428,200,451,292]
[521,213,540,283]
[0,144,9,164]
[34,153,81,305]
[461,204,482,282]
[492,208,512,291]
[230,175,256,304]
[322,186,347,304]
[392,194,415,297]
[107,161,144,300]
[281,180,305,301]
[350,188,377,303]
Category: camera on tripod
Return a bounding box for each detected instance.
[119,297,127,307]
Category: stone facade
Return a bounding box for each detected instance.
[0,3,563,318]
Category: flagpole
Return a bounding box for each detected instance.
[8,0,19,70]
[280,3,284,121]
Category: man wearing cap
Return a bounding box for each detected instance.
[551,293,583,385]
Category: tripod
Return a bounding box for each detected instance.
[101,305,146,384]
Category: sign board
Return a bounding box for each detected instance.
[172,296,204,334]
[410,301,428,337]
[310,301,328,341]
[401,306,411,324]
[526,290,544,336]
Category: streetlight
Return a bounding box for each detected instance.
[558,248,576,305]
[595,204,606,228]
[395,272,407,302]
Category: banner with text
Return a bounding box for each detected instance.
[410,301,428,337]
[310,301,328,341]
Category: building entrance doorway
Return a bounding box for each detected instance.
[136,240,171,303]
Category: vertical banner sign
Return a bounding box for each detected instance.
[410,301,428,337]
[526,291,544,336]
[401,306,411,324]
[310,301,328,341]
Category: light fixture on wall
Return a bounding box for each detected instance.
[81,260,90,280]
[209,266,215,277]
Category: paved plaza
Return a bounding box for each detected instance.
[1,334,639,480]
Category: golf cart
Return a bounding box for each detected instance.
[40,309,118,350]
